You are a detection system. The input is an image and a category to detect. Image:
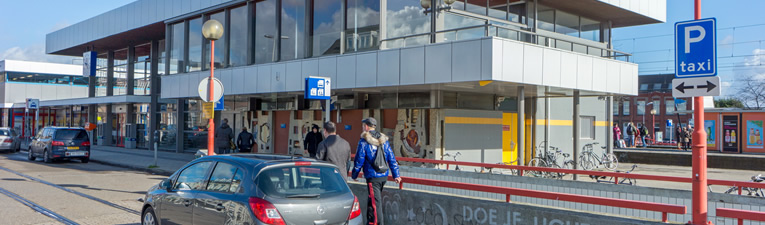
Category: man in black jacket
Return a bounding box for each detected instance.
[303,124,323,158]
[317,121,351,180]
[215,119,233,154]
[237,127,254,153]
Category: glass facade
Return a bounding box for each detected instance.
[254,0,278,64]
[169,22,185,75]
[134,43,152,95]
[281,0,307,61]
[113,49,128,96]
[188,17,203,72]
[385,0,430,48]
[312,0,343,56]
[346,0,380,52]
[229,6,248,67]
[4,72,80,85]
[158,103,178,150]
[183,99,209,150]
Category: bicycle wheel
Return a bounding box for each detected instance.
[603,153,619,171]
[724,186,737,194]
[527,158,547,177]
[578,155,594,170]
[556,160,573,179]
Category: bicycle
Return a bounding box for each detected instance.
[590,164,638,185]
[442,152,462,171]
[723,174,765,197]
[528,142,574,179]
[577,142,618,171]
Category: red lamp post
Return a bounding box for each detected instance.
[202,20,224,156]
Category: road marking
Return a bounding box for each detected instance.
[0,166,141,215]
[0,187,79,225]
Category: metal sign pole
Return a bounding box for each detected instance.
[691,1,708,224]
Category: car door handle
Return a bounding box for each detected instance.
[215,204,225,211]
[183,200,192,207]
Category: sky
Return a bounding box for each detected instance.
[612,0,765,97]
[0,0,134,64]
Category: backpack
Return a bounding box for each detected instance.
[371,144,389,173]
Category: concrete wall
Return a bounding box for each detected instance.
[444,109,504,165]
[3,83,88,105]
[392,166,765,225]
[348,182,673,225]
[533,96,609,165]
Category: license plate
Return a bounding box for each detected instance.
[67,147,80,150]
[66,151,86,157]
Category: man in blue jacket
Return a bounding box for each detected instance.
[351,117,401,225]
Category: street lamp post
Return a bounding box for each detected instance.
[650,108,657,144]
[202,19,224,156]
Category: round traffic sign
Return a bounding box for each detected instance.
[198,77,224,102]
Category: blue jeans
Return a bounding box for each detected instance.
[641,136,647,147]
[627,135,634,147]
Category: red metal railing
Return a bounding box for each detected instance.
[392,156,765,191]
[352,172,686,223]
[716,208,765,225]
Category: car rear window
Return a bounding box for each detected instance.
[54,129,89,140]
[256,165,349,199]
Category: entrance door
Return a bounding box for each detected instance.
[272,111,290,155]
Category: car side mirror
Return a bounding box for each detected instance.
[160,179,173,191]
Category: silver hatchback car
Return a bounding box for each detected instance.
[0,128,21,153]
[141,154,362,225]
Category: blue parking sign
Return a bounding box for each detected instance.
[675,18,717,78]
[305,77,331,100]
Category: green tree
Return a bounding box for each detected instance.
[714,97,745,108]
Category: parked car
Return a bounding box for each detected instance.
[27,127,90,163]
[141,154,362,225]
[0,127,21,153]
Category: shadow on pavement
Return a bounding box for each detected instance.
[58,184,147,195]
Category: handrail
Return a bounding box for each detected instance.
[716,208,765,225]
[350,173,686,223]
[391,156,765,190]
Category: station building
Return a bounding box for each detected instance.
[45,0,666,164]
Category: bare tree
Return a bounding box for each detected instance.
[737,76,765,109]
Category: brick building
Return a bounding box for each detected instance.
[613,74,692,142]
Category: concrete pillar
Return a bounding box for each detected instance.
[88,106,97,144]
[517,86,525,165]
[126,45,135,95]
[544,88,550,156]
[106,51,115,96]
[104,104,114,145]
[572,90,580,180]
[175,99,185,153]
[149,40,160,151]
[606,96,614,154]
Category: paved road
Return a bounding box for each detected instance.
[0,150,165,225]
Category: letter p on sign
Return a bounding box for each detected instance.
[684,26,705,53]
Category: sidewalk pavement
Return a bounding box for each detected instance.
[88,146,195,176]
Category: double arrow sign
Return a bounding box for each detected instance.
[671,76,721,98]
[675,80,717,93]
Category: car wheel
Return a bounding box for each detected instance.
[81,158,89,163]
[27,148,36,161]
[142,207,158,225]
[43,150,52,163]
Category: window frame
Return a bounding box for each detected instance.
[204,161,243,194]
[172,161,214,191]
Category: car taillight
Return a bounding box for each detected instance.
[348,196,361,220]
[248,197,285,225]
[3,139,12,143]
[295,161,311,166]
[82,141,90,146]
[52,141,65,146]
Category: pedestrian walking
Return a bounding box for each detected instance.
[682,127,692,151]
[675,125,683,150]
[626,122,635,148]
[351,117,401,225]
[304,124,323,158]
[640,124,649,147]
[237,127,255,153]
[215,118,234,154]
[316,121,352,180]
[613,123,622,148]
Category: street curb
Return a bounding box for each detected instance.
[89,158,174,176]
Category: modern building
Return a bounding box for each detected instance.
[0,60,89,137]
[613,73,692,142]
[45,0,665,164]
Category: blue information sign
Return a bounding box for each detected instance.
[83,51,97,77]
[305,77,331,100]
[675,18,717,78]
[214,95,224,111]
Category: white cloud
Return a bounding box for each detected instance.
[721,81,732,87]
[720,35,734,46]
[1,45,76,64]
[744,48,765,67]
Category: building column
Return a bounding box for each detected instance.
[175,99,185,153]
[126,45,135,95]
[517,86,525,165]
[572,90,580,180]
[106,51,115,97]
[88,106,97,144]
[149,40,160,151]
[104,104,114,145]
[544,88,550,157]
[606,96,614,154]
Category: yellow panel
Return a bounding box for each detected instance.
[479,80,493,86]
[536,119,609,126]
[444,117,503,125]
[502,113,517,165]
[594,121,609,127]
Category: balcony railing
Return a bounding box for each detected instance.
[381,23,631,62]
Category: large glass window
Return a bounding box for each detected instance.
[580,17,600,42]
[281,0,307,61]
[536,5,555,32]
[465,0,487,15]
[254,0,278,64]
[207,163,239,193]
[623,100,630,116]
[488,0,507,20]
[312,0,343,56]
[134,43,151,96]
[665,100,675,115]
[229,6,248,67]
[346,0,380,52]
[5,72,71,84]
[183,99,210,149]
[555,10,579,37]
[158,103,177,150]
[188,17,203,72]
[113,49,128,96]
[174,161,212,191]
[169,23,185,74]
[206,12,226,69]
[613,102,619,115]
[636,100,645,116]
[385,0,430,48]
